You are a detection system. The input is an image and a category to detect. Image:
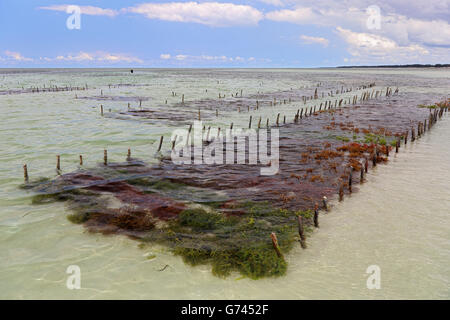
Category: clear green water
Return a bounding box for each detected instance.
[0,68,449,299]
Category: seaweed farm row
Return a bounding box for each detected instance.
[20,79,449,279]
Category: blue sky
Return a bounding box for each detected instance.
[0,0,449,67]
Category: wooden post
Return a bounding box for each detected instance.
[171,136,177,150]
[56,155,61,171]
[127,148,131,160]
[100,105,103,116]
[276,113,280,126]
[23,164,29,181]
[158,136,164,152]
[322,196,328,212]
[104,150,107,166]
[339,183,344,201]
[248,116,252,129]
[270,233,283,258]
[348,169,353,193]
[206,127,211,142]
[297,215,307,248]
[314,203,319,228]
[182,94,184,104]
[79,155,83,166]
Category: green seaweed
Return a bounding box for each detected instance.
[178,208,239,231]
[25,169,312,279]
[161,201,305,279]
[418,104,437,109]
[67,211,92,224]
[336,135,350,142]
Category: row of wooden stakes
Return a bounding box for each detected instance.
[271,105,447,257]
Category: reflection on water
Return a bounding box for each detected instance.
[0,68,449,299]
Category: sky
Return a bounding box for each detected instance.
[0,0,449,67]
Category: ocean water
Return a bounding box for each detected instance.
[0,68,449,299]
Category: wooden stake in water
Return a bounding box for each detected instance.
[322,196,328,212]
[23,164,29,181]
[339,183,344,201]
[297,216,307,249]
[79,155,83,166]
[171,136,177,150]
[248,116,252,129]
[104,150,107,166]
[348,169,353,193]
[56,155,61,171]
[314,203,319,228]
[158,136,164,152]
[100,105,103,116]
[270,232,283,258]
[127,148,131,160]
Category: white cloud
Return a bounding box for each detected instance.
[382,16,450,47]
[157,53,265,64]
[52,51,142,63]
[126,2,263,27]
[266,3,450,53]
[4,51,33,62]
[259,0,285,6]
[300,35,329,47]
[266,7,319,25]
[335,27,439,63]
[39,5,118,17]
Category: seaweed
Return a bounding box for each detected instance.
[167,202,300,279]
[22,97,442,279]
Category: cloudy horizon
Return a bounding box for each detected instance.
[0,0,449,67]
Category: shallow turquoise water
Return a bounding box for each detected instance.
[0,68,449,299]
